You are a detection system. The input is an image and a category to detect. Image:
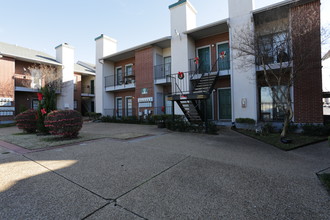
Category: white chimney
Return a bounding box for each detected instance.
[169,0,197,98]
[228,0,255,18]
[95,34,117,115]
[55,43,74,110]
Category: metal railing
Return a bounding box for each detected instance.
[81,85,95,95]
[103,106,172,117]
[189,57,230,76]
[154,63,171,80]
[105,73,135,88]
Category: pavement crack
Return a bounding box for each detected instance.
[114,203,148,219]
[115,155,191,200]
[81,201,113,220]
[22,154,112,201]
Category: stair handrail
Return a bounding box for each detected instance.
[192,56,223,93]
[168,74,185,96]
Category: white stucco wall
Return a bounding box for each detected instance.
[55,43,74,110]
[322,58,330,92]
[229,0,258,122]
[95,34,117,115]
[169,0,197,115]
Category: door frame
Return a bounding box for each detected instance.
[115,97,123,117]
[217,87,232,120]
[196,45,211,72]
[216,41,230,71]
[125,96,133,116]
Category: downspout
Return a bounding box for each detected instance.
[228,18,235,126]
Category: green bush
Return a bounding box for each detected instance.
[206,121,219,135]
[88,112,102,120]
[263,123,275,134]
[301,124,330,136]
[15,109,38,133]
[235,118,256,124]
[44,110,83,138]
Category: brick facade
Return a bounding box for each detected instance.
[195,33,229,65]
[0,57,15,122]
[291,0,323,123]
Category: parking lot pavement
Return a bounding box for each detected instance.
[0,123,329,219]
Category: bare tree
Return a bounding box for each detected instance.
[232,3,320,137]
[28,64,62,91]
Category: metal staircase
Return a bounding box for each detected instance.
[171,57,223,125]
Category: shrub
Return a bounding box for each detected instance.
[15,109,37,133]
[263,123,275,134]
[44,110,83,138]
[235,118,256,124]
[301,124,330,136]
[206,121,219,135]
[88,112,102,120]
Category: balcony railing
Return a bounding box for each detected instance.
[105,72,135,90]
[81,85,95,96]
[189,57,230,75]
[103,106,172,117]
[14,75,41,90]
[154,63,171,80]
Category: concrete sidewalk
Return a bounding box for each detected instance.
[0,122,329,219]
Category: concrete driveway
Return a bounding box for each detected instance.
[0,123,329,219]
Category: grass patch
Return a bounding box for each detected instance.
[318,173,330,192]
[0,123,16,128]
[235,129,327,151]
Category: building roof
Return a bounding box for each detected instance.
[184,19,229,40]
[74,61,96,75]
[323,50,330,61]
[102,36,171,62]
[0,41,61,66]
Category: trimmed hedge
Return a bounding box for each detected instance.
[15,109,38,133]
[45,110,83,138]
[235,118,256,124]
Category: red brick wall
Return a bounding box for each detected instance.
[114,58,135,71]
[114,90,136,115]
[15,92,38,114]
[134,47,154,112]
[213,76,231,120]
[291,0,323,123]
[0,57,15,121]
[195,33,229,65]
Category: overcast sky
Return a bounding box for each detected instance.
[0,0,329,63]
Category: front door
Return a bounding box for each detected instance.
[197,47,210,73]
[218,89,231,120]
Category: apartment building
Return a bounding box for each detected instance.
[95,0,323,125]
[0,42,95,123]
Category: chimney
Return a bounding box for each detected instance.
[228,0,255,18]
[55,43,74,110]
[169,0,197,35]
[94,34,117,114]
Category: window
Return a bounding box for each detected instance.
[32,99,39,110]
[218,43,230,70]
[125,64,133,76]
[258,32,290,65]
[164,57,171,76]
[260,86,288,121]
[126,97,133,116]
[74,100,78,110]
[116,97,122,117]
[116,67,123,85]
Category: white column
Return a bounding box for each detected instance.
[228,0,258,122]
[55,43,74,110]
[95,34,117,115]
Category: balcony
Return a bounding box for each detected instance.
[14,74,41,92]
[154,63,171,84]
[103,106,172,117]
[81,85,95,97]
[189,57,231,77]
[105,73,135,92]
